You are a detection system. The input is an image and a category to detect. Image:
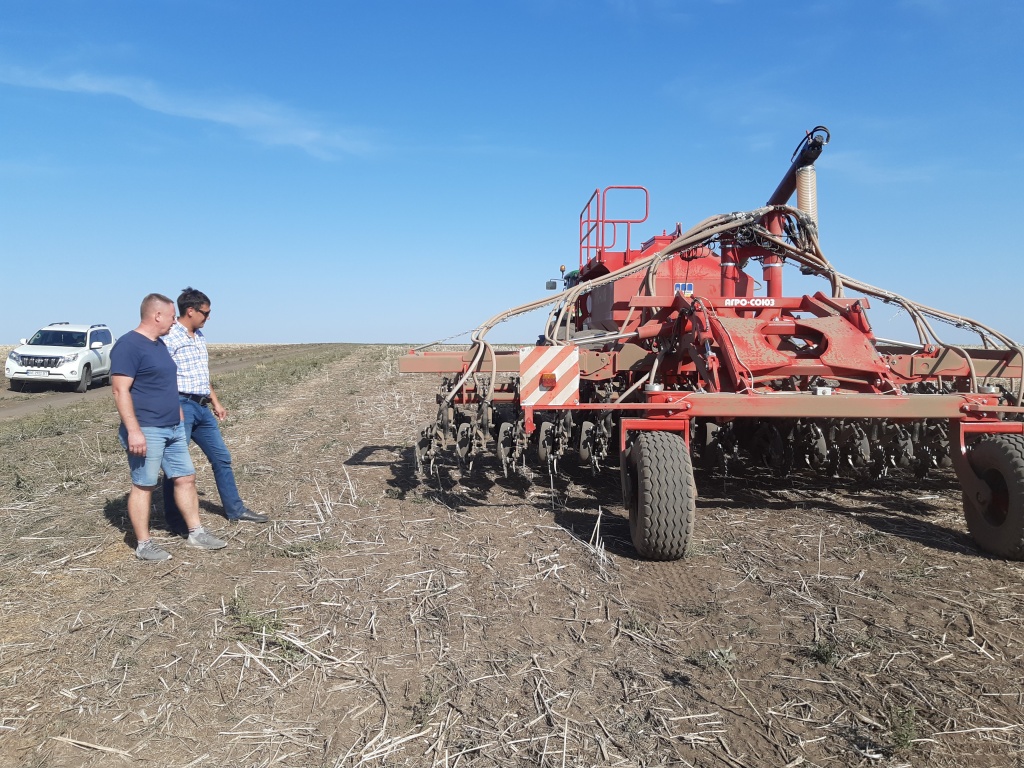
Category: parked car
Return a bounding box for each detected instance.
[5,323,115,392]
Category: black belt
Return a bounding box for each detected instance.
[180,392,211,406]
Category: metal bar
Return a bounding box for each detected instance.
[522,392,1001,420]
[579,188,601,267]
[398,350,521,374]
[620,417,690,451]
[961,421,1024,434]
[599,186,650,256]
[885,351,1023,380]
[961,403,1024,415]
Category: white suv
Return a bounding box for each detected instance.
[6,323,115,393]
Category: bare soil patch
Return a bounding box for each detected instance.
[1,344,1022,767]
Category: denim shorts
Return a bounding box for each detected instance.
[118,422,195,487]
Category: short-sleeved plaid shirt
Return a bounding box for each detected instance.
[163,322,211,396]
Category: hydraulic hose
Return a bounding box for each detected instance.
[439,202,1022,408]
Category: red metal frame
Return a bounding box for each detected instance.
[579,186,649,268]
[401,167,1024,521]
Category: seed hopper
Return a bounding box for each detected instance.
[400,127,1024,560]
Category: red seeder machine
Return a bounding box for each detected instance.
[400,127,1024,561]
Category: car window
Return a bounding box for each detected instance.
[88,329,111,346]
[28,330,87,347]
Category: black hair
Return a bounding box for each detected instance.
[177,286,210,315]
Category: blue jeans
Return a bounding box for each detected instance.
[164,397,245,532]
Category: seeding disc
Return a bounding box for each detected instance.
[497,422,513,476]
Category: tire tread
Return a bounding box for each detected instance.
[630,431,697,560]
[964,434,1024,560]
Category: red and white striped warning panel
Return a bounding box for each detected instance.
[519,347,580,406]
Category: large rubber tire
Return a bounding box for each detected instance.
[963,434,1024,560]
[75,365,92,393]
[623,431,696,560]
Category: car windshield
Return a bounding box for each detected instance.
[28,330,87,348]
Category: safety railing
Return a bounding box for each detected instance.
[579,185,650,268]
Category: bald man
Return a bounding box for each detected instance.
[111,293,228,561]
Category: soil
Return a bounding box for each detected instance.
[1,343,1022,767]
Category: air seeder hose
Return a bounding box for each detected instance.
[434,204,1022,407]
[753,207,1024,403]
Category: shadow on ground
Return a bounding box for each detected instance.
[374,438,983,561]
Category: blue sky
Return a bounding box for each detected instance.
[1,0,1022,345]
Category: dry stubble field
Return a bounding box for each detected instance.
[1,343,1023,768]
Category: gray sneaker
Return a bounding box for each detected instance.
[186,529,228,550]
[136,541,172,561]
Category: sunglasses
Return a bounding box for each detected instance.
[194,308,211,318]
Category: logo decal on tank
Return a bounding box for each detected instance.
[723,297,777,307]
[674,282,694,297]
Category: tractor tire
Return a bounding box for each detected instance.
[75,365,92,393]
[963,434,1024,560]
[622,431,696,560]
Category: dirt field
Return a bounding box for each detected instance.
[0,344,312,422]
[1,344,1022,767]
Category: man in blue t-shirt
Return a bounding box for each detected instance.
[111,293,229,561]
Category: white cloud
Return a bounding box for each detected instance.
[0,66,372,159]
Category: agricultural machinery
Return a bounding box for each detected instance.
[400,127,1024,561]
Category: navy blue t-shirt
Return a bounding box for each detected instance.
[110,330,180,427]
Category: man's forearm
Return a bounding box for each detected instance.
[112,381,148,456]
[209,384,227,420]
[113,388,140,431]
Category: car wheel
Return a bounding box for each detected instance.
[76,365,92,393]
[8,379,25,392]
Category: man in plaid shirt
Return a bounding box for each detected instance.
[162,287,269,533]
